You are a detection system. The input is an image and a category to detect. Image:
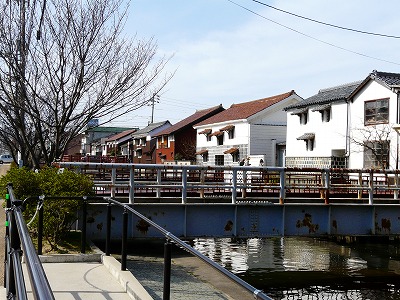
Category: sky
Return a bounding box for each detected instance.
[110,0,400,128]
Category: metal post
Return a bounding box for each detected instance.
[105,202,112,256]
[324,170,330,205]
[368,170,374,205]
[163,240,172,300]
[358,172,363,199]
[38,203,43,255]
[121,207,128,271]
[199,169,205,198]
[111,167,116,198]
[81,197,87,254]
[129,167,134,204]
[181,168,187,204]
[279,169,285,204]
[157,169,162,198]
[394,173,399,200]
[231,169,237,204]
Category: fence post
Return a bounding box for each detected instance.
[324,170,330,205]
[121,206,128,271]
[181,168,187,204]
[38,198,44,255]
[111,167,116,198]
[368,170,374,205]
[279,169,285,204]
[231,169,237,204]
[81,197,87,254]
[199,169,205,198]
[394,173,399,200]
[105,202,112,256]
[157,169,162,198]
[163,240,172,300]
[358,172,363,199]
[129,167,134,204]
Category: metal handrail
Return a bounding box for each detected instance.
[56,162,400,204]
[20,192,272,299]
[5,184,54,299]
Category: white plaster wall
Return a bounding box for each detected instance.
[348,80,398,169]
[286,102,347,157]
[196,121,250,148]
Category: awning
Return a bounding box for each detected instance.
[210,131,224,137]
[224,147,239,154]
[297,133,315,140]
[220,125,234,131]
[311,104,331,112]
[290,108,308,115]
[198,128,212,135]
[195,149,208,155]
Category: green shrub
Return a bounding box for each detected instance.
[0,166,94,250]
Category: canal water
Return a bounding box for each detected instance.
[188,237,400,300]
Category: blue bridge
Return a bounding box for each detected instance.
[57,162,400,240]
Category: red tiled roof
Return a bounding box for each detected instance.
[195,149,208,155]
[195,91,296,126]
[105,129,137,142]
[155,104,224,136]
[224,147,239,154]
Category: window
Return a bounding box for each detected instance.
[206,134,212,142]
[291,108,308,125]
[312,105,331,122]
[215,155,224,166]
[202,152,209,162]
[136,149,142,158]
[297,133,315,151]
[364,141,389,169]
[232,151,239,162]
[217,134,224,145]
[365,98,389,125]
[228,128,235,139]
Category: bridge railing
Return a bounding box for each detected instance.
[55,162,400,204]
[11,190,272,299]
[4,184,54,299]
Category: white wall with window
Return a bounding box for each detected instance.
[348,80,398,169]
[286,101,347,158]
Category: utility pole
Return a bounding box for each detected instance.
[150,94,160,124]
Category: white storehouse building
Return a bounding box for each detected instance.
[285,70,400,170]
[193,90,302,166]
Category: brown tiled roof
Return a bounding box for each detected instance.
[198,128,212,135]
[195,91,296,126]
[224,147,239,154]
[155,104,224,136]
[195,149,208,155]
[105,129,137,142]
[220,125,234,131]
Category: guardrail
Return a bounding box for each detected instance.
[4,184,54,299]
[56,162,400,204]
[11,191,272,299]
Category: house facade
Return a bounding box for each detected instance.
[155,105,225,164]
[102,128,138,156]
[285,70,400,170]
[194,91,302,166]
[132,121,171,164]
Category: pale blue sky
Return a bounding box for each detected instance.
[113,0,400,127]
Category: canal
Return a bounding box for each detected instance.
[189,237,400,299]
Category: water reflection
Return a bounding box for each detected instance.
[190,237,400,299]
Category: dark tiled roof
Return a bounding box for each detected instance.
[195,91,297,126]
[132,121,171,138]
[371,70,400,87]
[155,105,224,136]
[285,81,361,111]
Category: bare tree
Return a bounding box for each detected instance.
[0,0,172,168]
[349,124,394,170]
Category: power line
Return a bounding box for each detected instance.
[227,0,400,66]
[250,0,400,39]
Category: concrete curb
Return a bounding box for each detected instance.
[102,255,153,300]
[36,243,153,300]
